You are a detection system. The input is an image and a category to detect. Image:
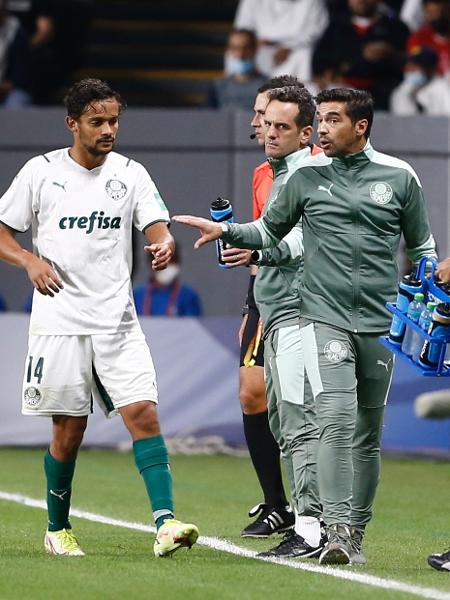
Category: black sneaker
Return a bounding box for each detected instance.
[428,549,450,571]
[350,527,367,566]
[257,529,327,558]
[241,503,295,538]
[319,523,352,565]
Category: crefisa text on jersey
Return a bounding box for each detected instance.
[58,211,121,234]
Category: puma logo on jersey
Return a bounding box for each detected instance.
[53,181,67,191]
[59,211,121,234]
[317,183,333,197]
[377,358,392,371]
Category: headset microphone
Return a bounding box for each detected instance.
[249,133,257,139]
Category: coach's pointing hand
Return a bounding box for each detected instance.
[172,215,223,249]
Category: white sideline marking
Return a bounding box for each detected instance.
[1,491,450,600]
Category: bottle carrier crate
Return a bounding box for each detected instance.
[379,256,450,376]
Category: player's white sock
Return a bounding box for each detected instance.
[295,515,321,548]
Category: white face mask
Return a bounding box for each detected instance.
[404,71,428,88]
[154,264,180,286]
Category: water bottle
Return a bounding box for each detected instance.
[412,302,436,363]
[419,303,450,370]
[389,274,423,346]
[210,197,234,268]
[401,293,425,356]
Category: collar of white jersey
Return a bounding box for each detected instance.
[64,148,110,173]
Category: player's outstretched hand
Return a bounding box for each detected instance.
[24,254,63,297]
[172,215,223,249]
[144,241,173,271]
[221,247,251,268]
[436,257,450,284]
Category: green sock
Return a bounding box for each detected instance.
[44,450,75,532]
[133,435,174,529]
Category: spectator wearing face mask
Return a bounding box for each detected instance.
[208,28,266,109]
[407,0,450,74]
[133,246,203,317]
[391,45,450,114]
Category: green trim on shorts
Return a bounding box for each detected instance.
[92,365,115,414]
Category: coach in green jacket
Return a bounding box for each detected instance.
[173,88,437,565]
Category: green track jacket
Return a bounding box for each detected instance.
[253,146,312,337]
[223,141,437,333]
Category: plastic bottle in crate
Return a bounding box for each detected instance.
[412,302,436,363]
[389,274,423,346]
[401,293,425,357]
[419,303,450,370]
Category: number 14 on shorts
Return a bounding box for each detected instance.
[27,356,44,384]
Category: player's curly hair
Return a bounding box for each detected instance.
[267,86,316,128]
[316,88,374,139]
[64,78,127,119]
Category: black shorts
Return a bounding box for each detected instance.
[239,304,264,367]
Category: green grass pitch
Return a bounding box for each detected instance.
[1,448,450,600]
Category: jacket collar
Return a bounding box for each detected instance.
[268,145,311,177]
[332,139,373,170]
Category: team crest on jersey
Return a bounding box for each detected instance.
[369,182,393,205]
[323,340,348,363]
[24,386,42,407]
[105,179,127,200]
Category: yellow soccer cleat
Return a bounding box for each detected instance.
[153,518,199,557]
[44,528,85,556]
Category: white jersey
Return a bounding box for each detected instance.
[0,148,170,335]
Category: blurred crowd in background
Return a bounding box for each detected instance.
[1,0,450,114]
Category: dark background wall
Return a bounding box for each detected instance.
[0,109,448,315]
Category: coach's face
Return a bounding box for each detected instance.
[67,98,120,157]
[317,101,367,157]
[264,99,312,159]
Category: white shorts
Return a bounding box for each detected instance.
[22,329,158,418]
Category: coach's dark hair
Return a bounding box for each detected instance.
[257,74,304,94]
[64,78,126,119]
[316,88,374,139]
[267,86,315,128]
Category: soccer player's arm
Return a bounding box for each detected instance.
[401,174,437,264]
[133,163,174,271]
[144,222,175,271]
[0,159,63,296]
[222,172,304,250]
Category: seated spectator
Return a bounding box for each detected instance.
[8,0,91,104]
[209,29,266,109]
[133,247,203,317]
[0,0,32,107]
[233,0,328,82]
[391,46,450,114]
[407,0,450,75]
[7,0,56,102]
[313,0,409,109]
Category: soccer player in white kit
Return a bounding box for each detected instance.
[0,78,198,558]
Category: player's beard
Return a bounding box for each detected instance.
[86,139,115,157]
